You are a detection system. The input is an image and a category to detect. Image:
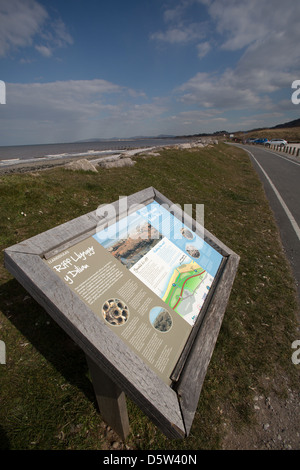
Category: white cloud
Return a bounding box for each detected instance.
[156,106,228,135]
[38,17,73,56]
[152,0,300,80]
[150,0,207,45]
[6,80,124,114]
[163,4,185,23]
[175,69,275,112]
[171,0,300,118]
[0,0,73,58]
[168,108,224,124]
[207,0,299,51]
[0,0,48,56]
[35,44,52,57]
[51,18,73,48]
[197,41,210,58]
[150,23,204,44]
[0,80,166,144]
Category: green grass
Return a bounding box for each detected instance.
[0,143,299,450]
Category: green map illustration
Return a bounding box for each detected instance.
[162,260,207,320]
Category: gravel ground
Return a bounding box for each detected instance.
[92,369,300,451]
[222,371,300,450]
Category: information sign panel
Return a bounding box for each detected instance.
[45,201,224,385]
[4,187,239,438]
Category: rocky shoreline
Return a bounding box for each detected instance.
[0,139,219,175]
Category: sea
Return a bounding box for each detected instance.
[0,137,192,168]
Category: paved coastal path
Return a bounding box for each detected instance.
[237,144,300,302]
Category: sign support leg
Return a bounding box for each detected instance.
[86,355,130,440]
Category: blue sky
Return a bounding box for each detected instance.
[0,0,300,145]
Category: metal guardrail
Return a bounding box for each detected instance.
[268,144,300,157]
[245,141,300,157]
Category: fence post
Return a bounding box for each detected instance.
[85,355,130,440]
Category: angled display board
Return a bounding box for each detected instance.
[4,187,239,439]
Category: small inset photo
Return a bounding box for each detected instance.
[185,244,200,258]
[149,306,172,333]
[180,227,194,240]
[102,298,129,326]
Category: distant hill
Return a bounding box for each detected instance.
[271,118,300,129]
[243,118,300,134]
[232,117,300,142]
[74,118,300,144]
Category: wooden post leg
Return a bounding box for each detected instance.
[86,355,130,440]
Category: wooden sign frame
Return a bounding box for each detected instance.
[4,187,239,439]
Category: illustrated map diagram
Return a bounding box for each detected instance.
[163,262,205,309]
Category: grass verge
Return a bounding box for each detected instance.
[0,143,299,450]
[235,125,300,142]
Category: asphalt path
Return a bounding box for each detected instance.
[235,144,300,303]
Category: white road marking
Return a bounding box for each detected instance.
[246,150,300,242]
